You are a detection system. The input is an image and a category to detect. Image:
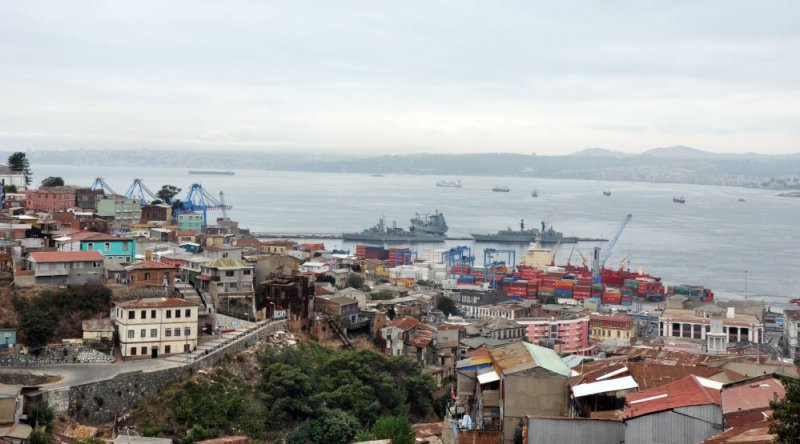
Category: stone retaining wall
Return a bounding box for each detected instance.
[62,319,287,424]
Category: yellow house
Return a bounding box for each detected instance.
[589,314,635,342]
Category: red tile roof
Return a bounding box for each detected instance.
[114,298,198,308]
[624,375,721,419]
[28,251,104,263]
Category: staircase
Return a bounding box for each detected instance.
[324,314,354,350]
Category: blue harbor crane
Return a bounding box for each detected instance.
[90,177,117,195]
[173,183,233,228]
[592,213,633,283]
[483,248,516,288]
[124,178,160,206]
[441,246,474,278]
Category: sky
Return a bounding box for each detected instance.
[1,1,799,155]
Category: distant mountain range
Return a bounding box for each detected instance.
[4,146,800,189]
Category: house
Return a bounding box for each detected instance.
[125,261,178,287]
[517,315,593,355]
[96,195,142,229]
[176,230,198,244]
[202,245,243,260]
[475,317,526,340]
[199,258,255,316]
[782,309,800,358]
[623,375,723,444]
[0,329,15,349]
[79,233,136,263]
[0,165,26,188]
[315,295,360,327]
[720,375,785,428]
[298,261,329,275]
[82,318,113,342]
[24,251,105,285]
[140,204,172,224]
[177,212,203,231]
[337,287,368,308]
[262,240,296,255]
[380,316,437,366]
[0,384,31,443]
[112,297,199,359]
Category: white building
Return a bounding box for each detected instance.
[784,309,800,358]
[659,304,764,344]
[0,165,27,188]
[112,298,199,359]
[299,261,330,274]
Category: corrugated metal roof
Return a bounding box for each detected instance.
[28,251,104,263]
[624,375,721,419]
[573,375,638,398]
[524,342,571,377]
[721,376,785,415]
[477,369,500,384]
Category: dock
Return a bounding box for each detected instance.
[251,233,606,242]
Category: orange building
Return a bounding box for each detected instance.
[24,188,76,212]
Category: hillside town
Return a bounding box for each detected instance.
[0,155,797,444]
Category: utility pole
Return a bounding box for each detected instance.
[744,270,748,299]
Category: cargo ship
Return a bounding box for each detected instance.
[472,220,579,244]
[342,211,448,242]
[188,170,235,175]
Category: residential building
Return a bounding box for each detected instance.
[0,164,26,188]
[315,295,360,328]
[0,383,31,443]
[469,302,529,320]
[75,187,104,210]
[262,240,295,255]
[24,251,104,285]
[112,297,199,359]
[199,258,255,314]
[380,316,436,366]
[176,230,198,244]
[177,212,203,231]
[202,245,243,260]
[298,261,330,275]
[255,275,313,325]
[475,317,526,340]
[125,261,178,287]
[783,309,800,358]
[23,187,76,212]
[517,315,593,355]
[79,233,136,263]
[96,196,142,229]
[589,313,635,344]
[336,287,368,308]
[140,204,172,224]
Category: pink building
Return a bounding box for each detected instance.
[517,316,593,355]
[24,188,76,212]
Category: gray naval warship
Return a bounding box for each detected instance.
[471,220,578,244]
[342,211,448,242]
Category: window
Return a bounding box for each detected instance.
[174,328,180,336]
[122,241,129,251]
[104,242,110,251]
[243,269,251,275]
[165,329,172,337]
[150,329,157,337]
[128,310,135,320]
[139,329,145,337]
[184,327,191,336]
[131,347,137,356]
[88,242,93,251]
[165,345,171,354]
[176,310,181,318]
[127,330,134,339]
[225,271,235,277]
[166,310,171,319]
[229,282,238,289]
[141,310,146,319]
[93,262,100,268]
[151,310,157,318]
[141,346,147,355]
[185,309,191,317]
[222,253,229,258]
[144,272,151,281]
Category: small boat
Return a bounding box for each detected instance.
[188,170,234,175]
[531,189,538,198]
[371,173,385,177]
[492,186,510,192]
[603,190,611,196]
[673,196,686,204]
[737,197,746,202]
[436,179,462,188]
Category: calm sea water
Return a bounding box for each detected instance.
[34,165,800,308]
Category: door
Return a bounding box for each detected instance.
[151,347,158,358]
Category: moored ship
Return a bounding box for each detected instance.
[472,220,578,244]
[492,186,510,192]
[436,179,462,187]
[342,210,448,242]
[673,196,686,204]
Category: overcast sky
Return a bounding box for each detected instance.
[1,1,798,155]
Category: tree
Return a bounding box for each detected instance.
[367,415,415,444]
[157,185,182,203]
[40,177,64,187]
[771,377,800,443]
[15,303,57,349]
[28,427,53,444]
[3,184,17,193]
[306,409,359,444]
[7,152,31,186]
[436,296,459,317]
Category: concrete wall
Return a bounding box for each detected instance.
[527,417,623,444]
[502,373,568,443]
[48,320,287,424]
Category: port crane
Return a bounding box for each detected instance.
[173,183,233,228]
[90,177,117,195]
[592,213,632,283]
[442,246,475,279]
[483,248,516,288]
[124,179,160,206]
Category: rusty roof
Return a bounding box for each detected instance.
[386,316,420,332]
[28,251,104,263]
[721,375,785,415]
[625,375,722,419]
[126,261,175,270]
[701,420,774,444]
[114,297,198,308]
